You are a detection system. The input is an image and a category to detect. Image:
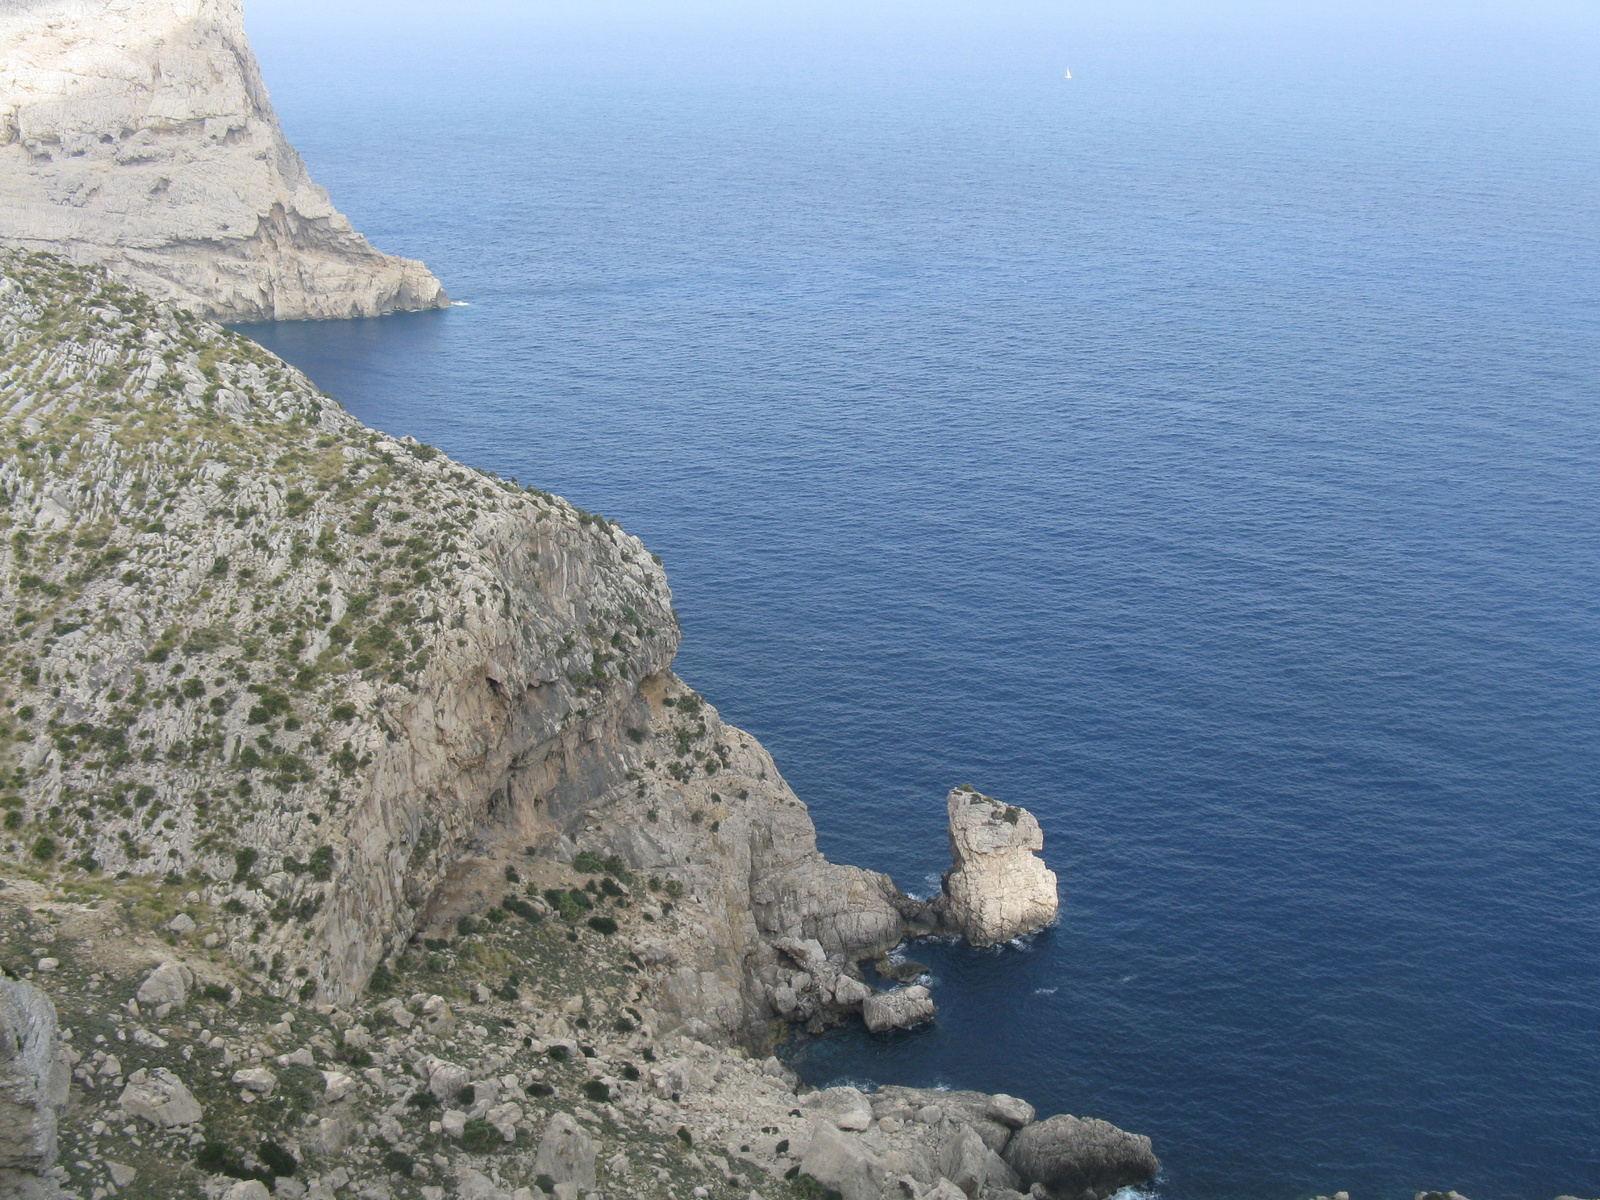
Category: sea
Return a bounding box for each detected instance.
[236,3,1600,1197]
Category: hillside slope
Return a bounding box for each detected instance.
[0,250,923,1047]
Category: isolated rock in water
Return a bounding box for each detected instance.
[533,1112,597,1190]
[799,1120,886,1200]
[134,961,192,1008]
[931,786,1059,947]
[862,985,938,1033]
[117,1067,203,1127]
[0,0,449,320]
[1003,1114,1159,1200]
[0,979,70,1185]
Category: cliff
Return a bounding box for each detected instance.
[0,249,918,1041]
[0,0,449,320]
[0,254,1154,1200]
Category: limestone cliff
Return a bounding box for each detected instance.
[0,0,448,320]
[0,250,914,1052]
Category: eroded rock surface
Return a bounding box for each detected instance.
[1003,1113,1160,1200]
[0,0,449,319]
[0,980,69,1197]
[931,786,1059,947]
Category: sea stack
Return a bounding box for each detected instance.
[932,785,1060,947]
[0,0,450,320]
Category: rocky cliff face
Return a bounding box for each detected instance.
[0,250,924,1051]
[0,0,448,320]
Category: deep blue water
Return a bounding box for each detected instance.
[238,4,1600,1197]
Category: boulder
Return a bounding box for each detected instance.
[134,961,192,1008]
[231,1068,277,1095]
[986,1095,1036,1130]
[801,1087,874,1132]
[862,986,937,1033]
[832,975,872,1008]
[486,1102,522,1143]
[1003,1115,1158,1200]
[321,1070,357,1103]
[798,1120,885,1200]
[427,1059,471,1102]
[118,1067,203,1127]
[533,1111,596,1190]
[930,787,1058,947]
[223,1182,272,1200]
[939,1120,1019,1197]
[305,1116,351,1156]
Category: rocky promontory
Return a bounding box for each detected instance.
[0,0,449,320]
[0,250,1153,1199]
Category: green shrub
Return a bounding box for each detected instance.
[308,845,334,881]
[233,847,257,881]
[202,983,231,1003]
[547,1045,570,1063]
[581,1079,611,1103]
[535,1175,557,1194]
[791,1174,844,1200]
[382,1150,415,1176]
[572,850,605,874]
[258,1141,297,1178]
[586,916,617,936]
[408,1090,441,1110]
[459,1118,501,1153]
[30,837,55,862]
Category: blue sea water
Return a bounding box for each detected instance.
[237,4,1600,1197]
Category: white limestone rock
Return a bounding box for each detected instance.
[931,787,1059,947]
[862,984,937,1034]
[0,979,70,1189]
[797,1120,885,1200]
[801,1086,874,1132]
[0,0,449,320]
[117,1067,203,1127]
[134,961,192,1008]
[533,1111,596,1191]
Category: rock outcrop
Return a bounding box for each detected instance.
[0,980,69,1199]
[0,251,926,1049]
[861,984,937,1033]
[1003,1114,1160,1200]
[931,786,1059,947]
[0,0,449,320]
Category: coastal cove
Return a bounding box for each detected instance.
[225,5,1600,1200]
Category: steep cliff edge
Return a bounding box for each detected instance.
[0,0,448,320]
[0,250,913,1048]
